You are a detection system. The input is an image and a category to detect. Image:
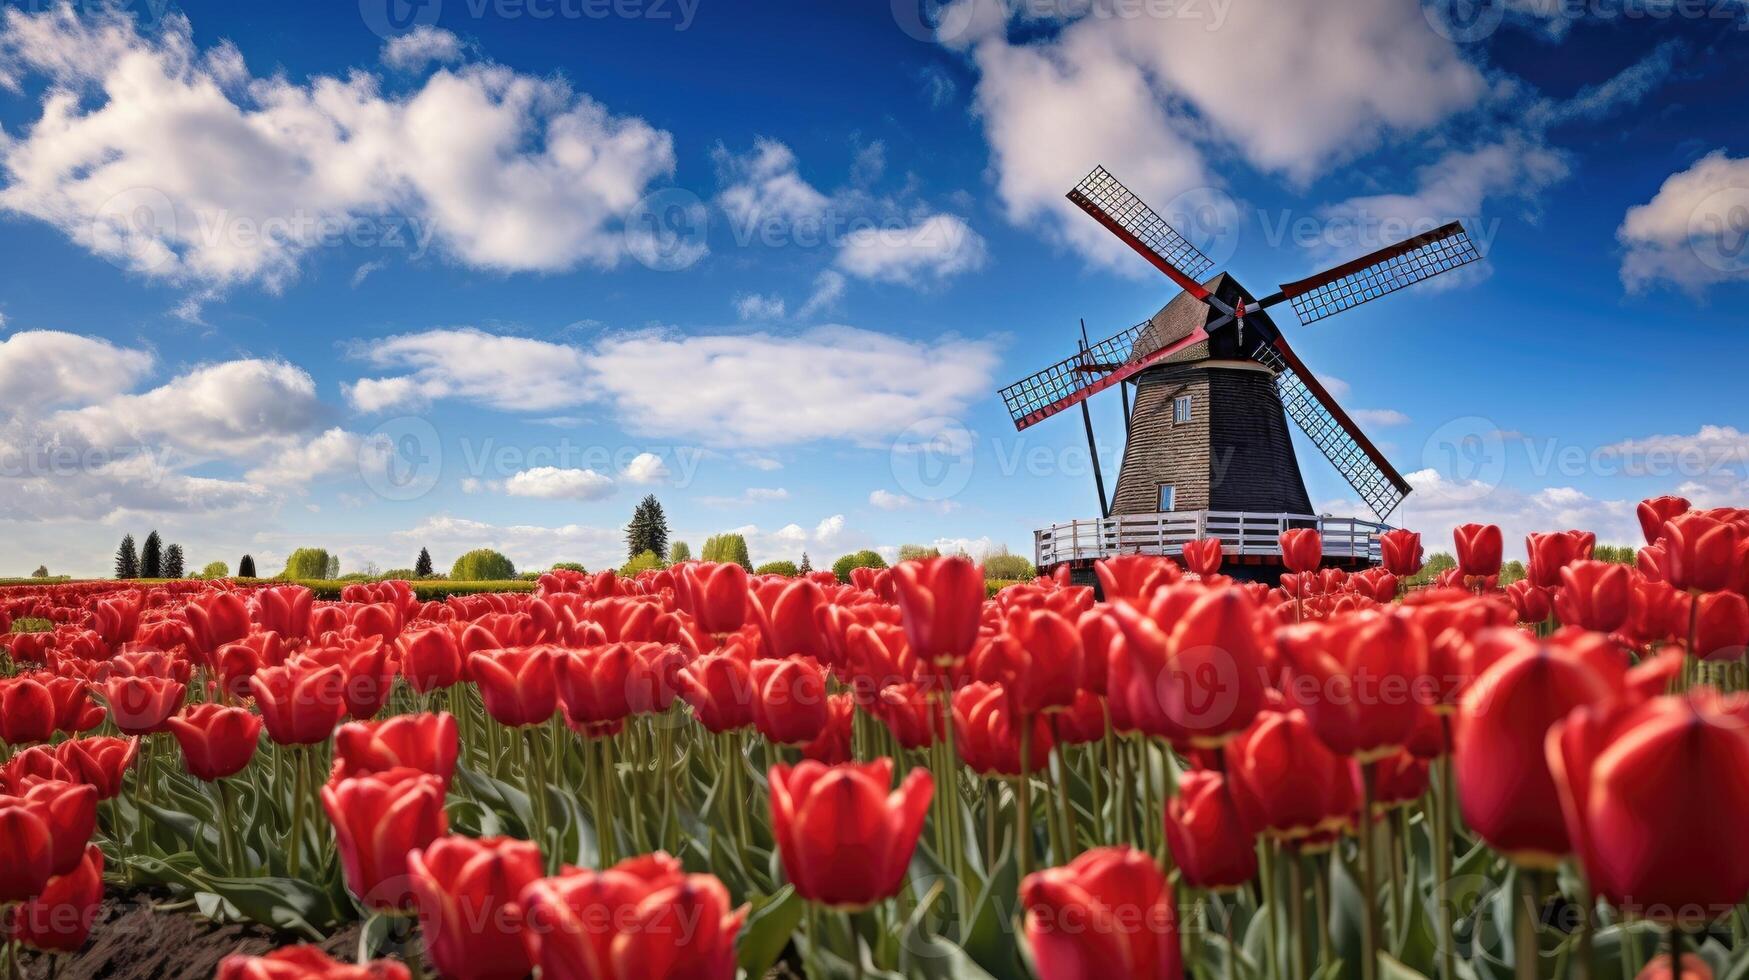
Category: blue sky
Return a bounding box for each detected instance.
[0,0,1746,577]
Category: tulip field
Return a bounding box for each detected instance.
[0,498,1747,980]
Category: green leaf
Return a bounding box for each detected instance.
[901,881,1000,980]
[1378,951,1432,980]
[454,764,533,837]
[737,886,803,980]
[960,835,1022,980]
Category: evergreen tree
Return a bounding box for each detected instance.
[799,552,812,574]
[415,547,434,578]
[115,535,139,579]
[238,554,257,578]
[140,531,163,578]
[625,495,670,560]
[163,544,185,578]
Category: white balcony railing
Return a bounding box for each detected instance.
[1034,511,1391,567]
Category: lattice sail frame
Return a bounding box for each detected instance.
[1278,222,1480,325]
[1067,166,1215,297]
[998,321,1147,428]
[1253,342,1408,519]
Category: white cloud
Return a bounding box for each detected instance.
[0,330,154,409]
[814,513,847,546]
[381,26,463,71]
[0,6,676,289]
[583,326,999,446]
[381,514,624,573]
[346,327,592,413]
[1387,468,1641,557]
[713,137,830,233]
[50,358,325,459]
[738,452,783,471]
[243,427,386,488]
[1619,151,1749,294]
[502,466,616,501]
[869,489,912,510]
[700,486,790,507]
[749,487,789,501]
[954,0,1483,270]
[835,213,988,285]
[622,451,670,484]
[796,270,846,319]
[734,293,786,321]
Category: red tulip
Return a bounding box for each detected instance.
[0,796,54,902]
[1527,530,1594,588]
[0,675,56,745]
[953,682,1053,775]
[1635,953,1714,980]
[252,585,314,640]
[750,576,827,659]
[1180,539,1223,578]
[1109,586,1268,746]
[111,647,192,682]
[893,555,984,667]
[769,758,933,907]
[322,767,448,910]
[1455,629,1628,866]
[1165,769,1258,890]
[1379,529,1424,578]
[92,596,142,647]
[677,561,749,635]
[1637,495,1691,546]
[1279,528,1323,574]
[1554,560,1633,633]
[554,643,637,726]
[101,674,185,735]
[187,589,251,656]
[408,835,543,980]
[217,945,410,980]
[469,646,560,728]
[54,736,137,799]
[1549,691,1749,924]
[398,627,464,693]
[252,659,347,746]
[1661,512,1740,594]
[1021,846,1180,980]
[1276,609,1431,761]
[10,843,102,953]
[332,712,459,787]
[1052,689,1108,744]
[678,650,756,733]
[972,608,1082,717]
[750,657,829,745]
[868,682,942,749]
[1506,580,1552,624]
[518,852,745,980]
[1224,704,1355,840]
[1454,523,1503,579]
[1694,590,1749,661]
[1358,750,1429,814]
[800,693,855,764]
[166,704,262,781]
[216,632,288,701]
[299,636,395,720]
[1095,553,1182,602]
[19,779,96,875]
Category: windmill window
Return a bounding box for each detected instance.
[1173,395,1193,424]
[1158,484,1176,511]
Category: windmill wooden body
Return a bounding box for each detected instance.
[1003,167,1480,581]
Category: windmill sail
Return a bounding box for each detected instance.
[1272,222,1480,325]
[1254,338,1411,520]
[1066,166,1217,301]
[999,320,1210,430]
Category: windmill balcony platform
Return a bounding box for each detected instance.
[1035,510,1391,583]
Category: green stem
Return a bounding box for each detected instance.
[592,737,617,868]
[213,778,242,876]
[1358,762,1380,980]
[1055,745,1078,858]
[1259,839,1279,979]
[287,746,307,880]
[1437,726,1457,980]
[1017,724,1034,880]
[1516,871,1538,980]
[1314,852,1331,971]
[1288,846,1308,980]
[525,728,553,873]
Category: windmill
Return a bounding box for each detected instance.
[1004,166,1481,577]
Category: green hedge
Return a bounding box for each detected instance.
[292,580,538,601]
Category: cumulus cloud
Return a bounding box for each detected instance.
[622,452,670,484]
[1619,151,1749,294]
[583,326,999,446]
[243,427,388,488]
[503,466,616,500]
[381,26,463,71]
[713,138,831,233]
[346,327,592,413]
[835,213,988,285]
[869,489,912,510]
[1352,409,1411,428]
[0,6,677,291]
[1387,468,1641,557]
[0,330,155,409]
[734,293,786,321]
[951,0,1484,271]
[49,358,326,459]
